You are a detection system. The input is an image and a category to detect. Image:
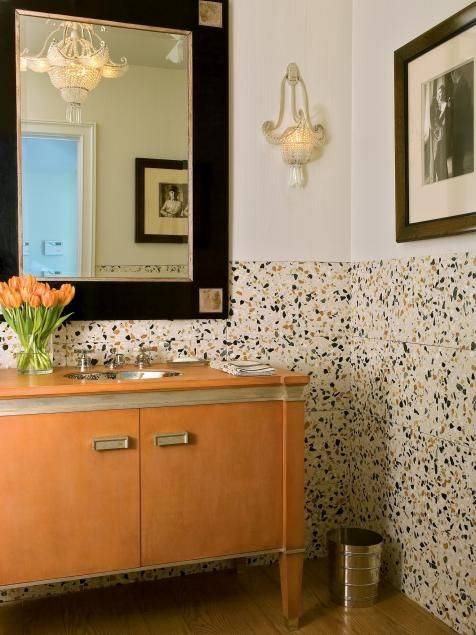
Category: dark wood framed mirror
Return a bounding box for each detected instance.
[0,0,228,319]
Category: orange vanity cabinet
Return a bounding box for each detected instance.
[140,402,284,566]
[0,366,307,628]
[0,409,140,586]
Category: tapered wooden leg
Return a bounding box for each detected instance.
[279,552,303,631]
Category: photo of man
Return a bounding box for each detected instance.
[422,59,474,184]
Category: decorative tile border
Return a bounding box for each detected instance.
[96,264,188,275]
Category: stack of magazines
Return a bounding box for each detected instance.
[210,360,275,376]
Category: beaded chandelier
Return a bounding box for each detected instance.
[262,63,325,188]
[20,21,128,123]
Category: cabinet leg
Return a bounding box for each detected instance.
[279,552,303,631]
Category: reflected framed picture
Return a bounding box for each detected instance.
[135,158,189,243]
[395,3,476,242]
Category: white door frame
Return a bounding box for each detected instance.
[21,120,96,277]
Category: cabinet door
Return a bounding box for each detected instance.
[141,402,283,566]
[0,409,140,585]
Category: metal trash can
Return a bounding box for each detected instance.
[327,527,383,607]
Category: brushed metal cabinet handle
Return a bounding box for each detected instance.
[92,436,130,451]
[154,432,189,447]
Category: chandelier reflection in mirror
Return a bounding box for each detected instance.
[262,63,325,188]
[20,21,128,123]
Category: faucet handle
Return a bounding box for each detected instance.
[75,349,93,372]
[135,346,152,368]
[105,347,125,369]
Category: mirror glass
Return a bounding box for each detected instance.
[18,13,192,280]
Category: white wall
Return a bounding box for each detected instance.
[230,0,352,262]
[351,0,476,261]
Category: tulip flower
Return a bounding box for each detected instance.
[28,294,42,308]
[0,274,75,374]
[58,284,75,307]
[42,290,58,308]
[7,276,21,292]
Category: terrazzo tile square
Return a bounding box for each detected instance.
[227,333,314,374]
[228,260,350,342]
[66,320,150,365]
[148,319,227,343]
[65,321,109,366]
[52,324,69,367]
[151,339,196,363]
[433,533,475,634]
[305,411,350,487]
[386,342,440,432]
[434,347,475,447]
[435,441,474,540]
[306,336,351,411]
[385,428,440,534]
[0,321,20,368]
[305,482,349,557]
[461,253,475,351]
[409,254,469,348]
[383,257,415,343]
[0,587,26,603]
[350,337,388,419]
[351,260,390,340]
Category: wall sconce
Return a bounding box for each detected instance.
[262,63,325,188]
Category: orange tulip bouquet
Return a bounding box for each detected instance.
[0,275,75,374]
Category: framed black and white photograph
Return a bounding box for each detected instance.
[395,3,476,242]
[135,158,189,243]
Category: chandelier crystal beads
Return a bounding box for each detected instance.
[21,21,128,123]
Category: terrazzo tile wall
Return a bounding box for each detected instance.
[0,260,352,601]
[349,252,475,635]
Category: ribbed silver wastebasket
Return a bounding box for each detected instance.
[327,527,383,607]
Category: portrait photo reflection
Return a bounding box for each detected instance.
[159,183,188,218]
[422,59,474,184]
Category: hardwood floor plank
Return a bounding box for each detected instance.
[61,585,151,635]
[303,559,455,635]
[22,595,66,635]
[0,601,24,635]
[127,577,192,634]
[169,570,278,634]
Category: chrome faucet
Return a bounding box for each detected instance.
[104,347,125,370]
[135,346,152,369]
[75,350,93,372]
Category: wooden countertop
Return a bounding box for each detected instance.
[0,365,309,400]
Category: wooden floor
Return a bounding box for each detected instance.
[0,559,454,634]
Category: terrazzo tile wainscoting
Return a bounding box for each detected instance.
[0,260,352,602]
[0,254,473,634]
[350,252,475,635]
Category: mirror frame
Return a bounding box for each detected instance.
[0,0,228,320]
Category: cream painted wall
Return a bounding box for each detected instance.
[230,0,352,262]
[351,0,476,261]
[21,64,189,272]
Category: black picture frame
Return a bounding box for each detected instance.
[135,158,189,244]
[0,0,229,320]
[394,2,476,242]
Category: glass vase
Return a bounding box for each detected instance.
[16,336,53,375]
